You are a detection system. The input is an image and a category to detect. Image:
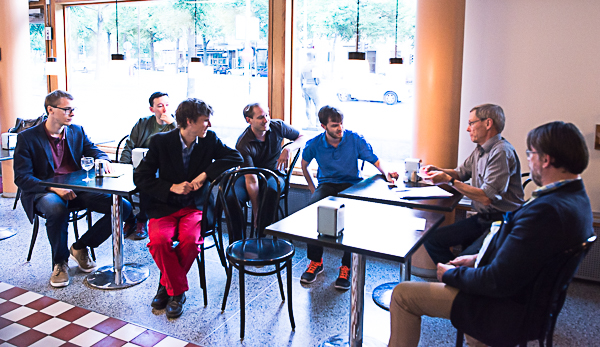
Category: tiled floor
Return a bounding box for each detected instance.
[0,282,199,347]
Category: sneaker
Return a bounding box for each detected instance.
[50,261,70,288]
[69,245,97,273]
[334,265,351,290]
[300,260,324,284]
[132,222,148,240]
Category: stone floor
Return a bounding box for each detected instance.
[1,195,599,346]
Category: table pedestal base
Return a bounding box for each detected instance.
[319,334,387,347]
[0,227,17,241]
[372,282,398,311]
[86,263,149,289]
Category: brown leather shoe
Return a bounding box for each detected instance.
[132,222,148,240]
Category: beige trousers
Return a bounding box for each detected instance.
[388,282,486,347]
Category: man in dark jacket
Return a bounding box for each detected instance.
[134,98,243,319]
[14,90,132,288]
[388,121,594,347]
[121,91,177,240]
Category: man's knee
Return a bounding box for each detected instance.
[36,196,68,220]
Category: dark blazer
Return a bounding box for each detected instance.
[443,179,593,346]
[13,123,109,223]
[133,128,243,219]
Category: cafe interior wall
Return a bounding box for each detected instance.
[457,0,600,212]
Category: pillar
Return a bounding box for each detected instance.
[411,0,466,275]
[0,0,30,197]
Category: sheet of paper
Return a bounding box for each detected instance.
[100,171,124,178]
[393,186,453,199]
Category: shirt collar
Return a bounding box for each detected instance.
[247,126,270,143]
[320,130,346,148]
[179,131,198,151]
[532,178,580,198]
[477,133,502,156]
[43,121,67,141]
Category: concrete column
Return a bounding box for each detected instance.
[411,0,466,275]
[0,0,30,196]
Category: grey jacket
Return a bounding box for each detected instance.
[119,115,176,164]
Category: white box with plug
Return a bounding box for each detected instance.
[317,200,345,237]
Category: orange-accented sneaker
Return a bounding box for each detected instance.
[335,265,351,290]
[300,260,324,284]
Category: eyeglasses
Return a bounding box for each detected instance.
[467,118,487,127]
[526,150,538,158]
[52,106,76,115]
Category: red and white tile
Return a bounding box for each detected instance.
[0,282,200,347]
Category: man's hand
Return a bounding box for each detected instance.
[422,164,439,173]
[190,172,208,191]
[103,161,113,174]
[385,171,399,183]
[51,187,77,201]
[170,182,194,195]
[437,263,455,282]
[449,254,477,268]
[160,113,175,125]
[276,148,291,172]
[423,171,453,185]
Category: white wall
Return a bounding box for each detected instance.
[459,0,600,211]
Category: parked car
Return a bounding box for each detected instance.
[227,67,257,76]
[257,67,268,77]
[213,65,230,74]
[336,74,408,105]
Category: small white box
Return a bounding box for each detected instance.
[317,200,345,237]
[1,133,17,150]
[132,148,149,168]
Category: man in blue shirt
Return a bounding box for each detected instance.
[300,105,398,289]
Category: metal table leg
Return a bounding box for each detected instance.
[372,257,412,311]
[87,194,149,289]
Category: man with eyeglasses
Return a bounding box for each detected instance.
[120,92,177,240]
[421,104,524,265]
[14,89,132,288]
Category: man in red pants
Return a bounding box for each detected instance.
[134,98,242,318]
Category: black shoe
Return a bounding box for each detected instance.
[334,265,351,290]
[166,293,186,318]
[123,221,136,238]
[132,222,148,240]
[151,284,169,310]
[300,260,324,284]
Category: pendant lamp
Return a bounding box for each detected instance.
[348,0,365,60]
[111,0,125,60]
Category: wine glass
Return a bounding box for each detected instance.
[81,157,94,182]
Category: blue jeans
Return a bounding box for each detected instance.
[35,191,132,266]
[306,182,353,267]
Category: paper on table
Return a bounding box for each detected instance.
[405,217,426,231]
[393,186,453,199]
[101,171,124,178]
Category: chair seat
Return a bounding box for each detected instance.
[227,239,294,266]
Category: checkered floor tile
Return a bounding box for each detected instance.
[0,282,201,347]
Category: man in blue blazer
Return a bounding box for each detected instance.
[14,90,132,288]
[388,121,594,347]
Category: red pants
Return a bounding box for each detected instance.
[147,206,203,296]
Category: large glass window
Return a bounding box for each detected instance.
[292,0,416,167]
[27,11,48,118]
[65,0,268,147]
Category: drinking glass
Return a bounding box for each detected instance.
[81,157,94,182]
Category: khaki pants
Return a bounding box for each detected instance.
[388,282,486,347]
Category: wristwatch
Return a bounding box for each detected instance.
[448,177,455,186]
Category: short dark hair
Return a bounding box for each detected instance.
[527,121,588,174]
[243,103,261,120]
[175,98,213,129]
[470,103,505,133]
[318,105,343,126]
[44,90,73,114]
[149,92,168,107]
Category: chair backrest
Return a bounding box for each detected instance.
[281,142,301,195]
[522,235,596,344]
[218,167,282,241]
[115,134,129,163]
[200,168,236,237]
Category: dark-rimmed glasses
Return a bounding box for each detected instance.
[52,106,76,115]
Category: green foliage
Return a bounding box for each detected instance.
[30,24,45,52]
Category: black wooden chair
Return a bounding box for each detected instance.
[219,167,295,339]
[456,235,596,347]
[115,134,129,163]
[193,168,233,306]
[278,142,301,218]
[14,188,95,262]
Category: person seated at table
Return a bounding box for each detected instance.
[422,104,524,265]
[388,121,593,347]
[14,89,133,288]
[134,98,243,319]
[120,91,177,241]
[228,102,306,240]
[300,105,398,290]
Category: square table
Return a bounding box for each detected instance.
[339,175,463,311]
[0,150,17,241]
[40,163,149,289]
[265,196,445,347]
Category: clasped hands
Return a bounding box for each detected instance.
[170,172,207,195]
[436,254,477,281]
